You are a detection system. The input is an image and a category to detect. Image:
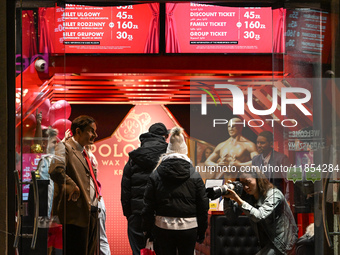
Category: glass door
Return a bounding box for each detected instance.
[14,1,67,254]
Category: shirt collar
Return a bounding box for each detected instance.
[72,137,84,152]
[261,150,272,164]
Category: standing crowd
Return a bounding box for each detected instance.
[35,114,300,255]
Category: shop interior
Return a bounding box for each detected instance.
[13,1,340,255]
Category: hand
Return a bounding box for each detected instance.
[35,110,42,124]
[217,156,227,166]
[62,129,72,142]
[68,186,80,201]
[223,188,244,206]
[229,156,241,167]
[143,231,153,241]
[64,129,72,140]
[222,188,237,200]
[197,234,205,244]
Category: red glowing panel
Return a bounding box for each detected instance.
[40,3,159,54]
[166,3,275,53]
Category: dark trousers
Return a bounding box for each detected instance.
[128,214,146,255]
[154,226,197,255]
[64,212,98,255]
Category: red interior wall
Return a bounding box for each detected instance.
[50,54,278,74]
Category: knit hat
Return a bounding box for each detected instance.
[149,122,169,136]
[166,127,188,155]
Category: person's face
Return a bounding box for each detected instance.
[240,175,258,197]
[228,123,241,137]
[256,136,272,155]
[47,136,58,153]
[205,148,213,158]
[77,122,98,147]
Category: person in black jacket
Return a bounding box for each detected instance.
[142,127,209,255]
[121,123,169,255]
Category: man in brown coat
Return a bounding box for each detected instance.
[49,115,99,255]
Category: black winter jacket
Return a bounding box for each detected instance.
[142,156,209,237]
[120,133,168,218]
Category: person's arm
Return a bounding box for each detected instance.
[49,142,79,201]
[141,175,157,237]
[34,110,42,140]
[249,142,259,160]
[61,129,72,143]
[224,188,283,223]
[120,160,133,219]
[205,143,223,166]
[222,181,243,220]
[223,198,241,222]
[232,160,252,167]
[241,189,283,223]
[195,174,209,243]
[32,110,43,150]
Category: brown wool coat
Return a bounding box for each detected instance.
[49,138,96,228]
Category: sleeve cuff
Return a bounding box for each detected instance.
[241,201,252,211]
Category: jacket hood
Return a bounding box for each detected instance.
[156,158,193,183]
[139,132,166,145]
[128,133,167,172]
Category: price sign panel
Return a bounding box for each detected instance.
[50,3,159,53]
[285,9,331,63]
[166,3,273,53]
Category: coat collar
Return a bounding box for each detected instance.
[67,138,90,173]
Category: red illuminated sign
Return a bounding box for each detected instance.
[166,3,275,53]
[42,3,159,54]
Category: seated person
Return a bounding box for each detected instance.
[223,169,298,255]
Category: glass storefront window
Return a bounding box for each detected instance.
[7,1,340,255]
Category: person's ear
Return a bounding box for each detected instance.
[75,127,81,136]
